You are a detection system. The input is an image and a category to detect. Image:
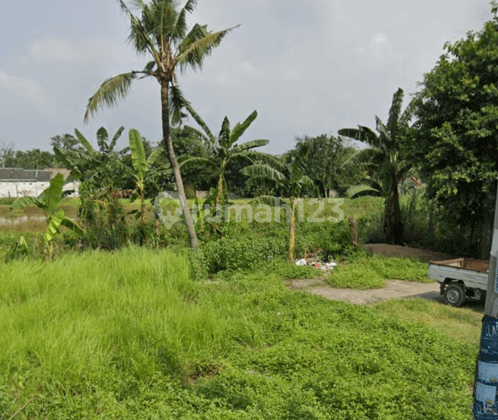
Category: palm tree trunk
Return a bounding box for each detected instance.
[384,170,403,245]
[288,198,297,261]
[160,80,199,250]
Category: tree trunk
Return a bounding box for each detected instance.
[160,80,199,250]
[216,174,225,206]
[288,198,297,261]
[384,169,404,245]
[478,209,494,259]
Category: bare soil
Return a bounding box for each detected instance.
[288,278,442,305]
[288,244,454,305]
[365,244,453,262]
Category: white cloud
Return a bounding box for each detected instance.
[27,36,139,68]
[0,69,56,115]
[370,32,391,60]
[29,37,83,63]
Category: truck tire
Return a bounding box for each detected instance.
[444,283,466,307]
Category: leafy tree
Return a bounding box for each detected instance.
[84,0,236,250]
[339,88,414,245]
[287,135,363,197]
[241,155,316,261]
[409,6,498,257]
[51,134,85,153]
[54,127,128,191]
[11,174,84,262]
[0,142,14,168]
[7,149,56,169]
[181,105,269,204]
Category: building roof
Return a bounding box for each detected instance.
[0,168,51,182]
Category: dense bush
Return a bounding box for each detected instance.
[201,235,286,274]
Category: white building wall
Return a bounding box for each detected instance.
[0,181,79,198]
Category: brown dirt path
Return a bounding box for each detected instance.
[288,244,453,305]
[288,278,442,305]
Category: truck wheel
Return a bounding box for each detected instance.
[444,283,466,307]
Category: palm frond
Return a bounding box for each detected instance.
[399,96,416,127]
[387,88,404,135]
[145,147,163,171]
[172,0,198,42]
[175,26,239,73]
[346,184,382,199]
[232,139,269,153]
[84,72,137,122]
[129,128,147,179]
[44,174,65,215]
[299,175,316,191]
[169,82,189,126]
[219,117,231,148]
[341,147,381,169]
[74,129,99,157]
[116,0,160,61]
[184,103,215,143]
[178,156,211,170]
[230,110,257,144]
[183,125,210,145]
[338,127,377,145]
[142,60,156,74]
[110,126,125,151]
[60,217,84,237]
[11,196,43,211]
[151,0,178,47]
[241,164,286,183]
[375,116,391,148]
[96,127,109,153]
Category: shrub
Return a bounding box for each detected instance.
[201,235,285,274]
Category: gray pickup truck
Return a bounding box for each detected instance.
[428,258,489,307]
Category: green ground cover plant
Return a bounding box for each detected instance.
[0,248,477,419]
[327,254,431,289]
[374,298,482,346]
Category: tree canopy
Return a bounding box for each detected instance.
[409,9,498,254]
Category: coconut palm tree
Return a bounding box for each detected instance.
[241,155,316,261]
[180,104,269,205]
[83,0,237,250]
[338,88,414,245]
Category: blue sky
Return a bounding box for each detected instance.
[0,0,492,155]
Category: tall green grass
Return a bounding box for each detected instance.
[0,248,478,418]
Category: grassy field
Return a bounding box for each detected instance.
[0,196,384,232]
[0,248,478,419]
[327,254,431,289]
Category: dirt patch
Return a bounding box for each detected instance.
[366,244,453,262]
[287,244,452,305]
[288,278,441,305]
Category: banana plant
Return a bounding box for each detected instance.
[181,104,269,206]
[126,129,163,225]
[53,126,127,190]
[241,155,316,261]
[11,174,84,262]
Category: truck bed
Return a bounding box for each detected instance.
[430,258,489,273]
[428,258,489,289]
